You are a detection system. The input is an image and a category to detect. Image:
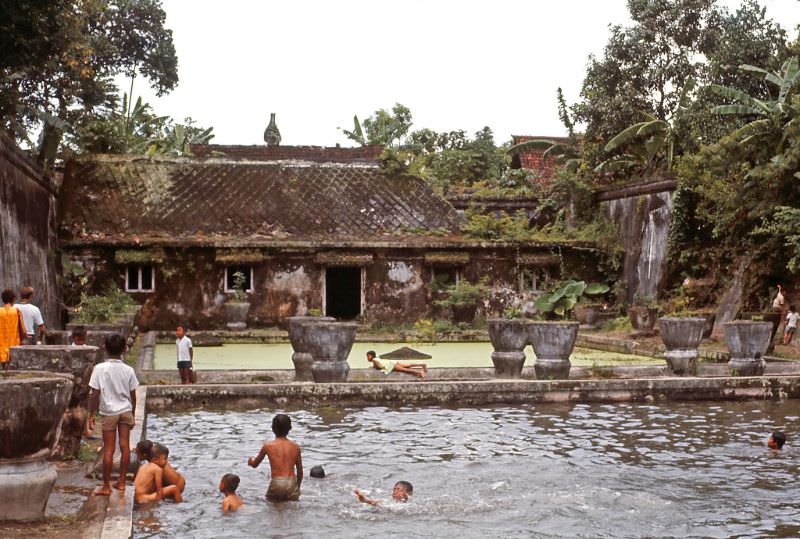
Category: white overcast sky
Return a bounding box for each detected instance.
[126,0,800,147]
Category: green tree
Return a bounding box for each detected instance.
[340,103,412,147]
[0,0,178,166]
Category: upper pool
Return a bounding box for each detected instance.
[153,341,661,370]
[135,401,799,538]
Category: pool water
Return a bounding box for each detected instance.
[153,342,661,370]
[136,401,799,538]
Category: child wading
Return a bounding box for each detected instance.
[87,333,139,495]
[220,473,244,512]
[248,414,303,501]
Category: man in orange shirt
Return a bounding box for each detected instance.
[0,289,27,371]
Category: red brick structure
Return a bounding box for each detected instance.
[509,135,571,183]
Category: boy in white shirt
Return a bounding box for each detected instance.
[176,325,194,384]
[784,305,799,345]
[15,286,45,344]
[87,333,139,495]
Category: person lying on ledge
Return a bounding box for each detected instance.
[248,414,303,501]
[134,443,183,504]
[366,350,427,379]
[354,480,414,506]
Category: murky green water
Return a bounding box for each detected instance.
[136,401,800,538]
[153,342,660,370]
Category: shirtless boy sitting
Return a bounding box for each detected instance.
[134,444,183,504]
[135,439,185,494]
[247,414,303,501]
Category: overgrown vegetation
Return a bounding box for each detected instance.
[73,284,137,323]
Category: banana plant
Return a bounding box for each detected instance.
[709,56,800,152]
[534,279,610,318]
[340,115,367,146]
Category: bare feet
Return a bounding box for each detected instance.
[113,481,126,491]
[93,485,112,496]
[417,370,425,379]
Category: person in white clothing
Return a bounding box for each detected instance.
[175,325,194,384]
[87,333,139,496]
[784,305,799,345]
[15,286,45,344]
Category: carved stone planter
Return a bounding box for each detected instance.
[224,302,250,330]
[287,316,335,381]
[306,321,358,383]
[742,312,781,353]
[724,321,772,376]
[487,319,528,378]
[9,345,100,459]
[658,317,705,375]
[0,372,73,522]
[574,303,604,329]
[527,321,579,380]
[688,309,716,339]
[628,306,658,337]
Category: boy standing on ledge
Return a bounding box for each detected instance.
[175,325,193,384]
[88,333,139,495]
[248,414,303,501]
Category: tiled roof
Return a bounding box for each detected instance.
[510,135,572,181]
[188,144,383,164]
[59,156,461,244]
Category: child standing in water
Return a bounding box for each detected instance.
[248,414,303,501]
[134,444,183,504]
[768,431,786,451]
[220,473,244,512]
[366,350,427,379]
[354,481,414,506]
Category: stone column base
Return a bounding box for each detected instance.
[728,357,766,377]
[534,358,571,380]
[491,351,526,378]
[311,360,350,383]
[0,458,57,521]
[291,353,313,382]
[664,350,698,376]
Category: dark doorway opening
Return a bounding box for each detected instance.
[325,266,361,319]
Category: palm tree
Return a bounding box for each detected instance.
[709,56,800,152]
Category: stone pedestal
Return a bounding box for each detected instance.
[724,321,772,376]
[224,302,250,330]
[0,372,73,522]
[658,317,705,376]
[10,345,100,458]
[487,319,528,378]
[305,322,358,383]
[527,322,579,380]
[629,306,658,337]
[287,316,335,382]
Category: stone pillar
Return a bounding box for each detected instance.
[287,316,335,381]
[306,322,358,383]
[10,345,101,458]
[527,322,579,380]
[0,372,73,521]
[724,321,772,376]
[487,319,528,378]
[658,317,705,375]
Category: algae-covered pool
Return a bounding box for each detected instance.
[153,342,661,370]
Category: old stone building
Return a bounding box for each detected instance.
[58,140,604,330]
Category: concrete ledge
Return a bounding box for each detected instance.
[145,375,800,411]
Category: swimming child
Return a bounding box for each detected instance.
[220,473,244,512]
[248,414,303,501]
[366,350,427,379]
[354,481,413,506]
[768,431,786,451]
[134,444,183,504]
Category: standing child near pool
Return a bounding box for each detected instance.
[247,414,303,501]
[784,306,799,345]
[220,473,244,512]
[175,326,193,384]
[366,350,427,379]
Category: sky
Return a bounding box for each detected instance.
[126,0,800,147]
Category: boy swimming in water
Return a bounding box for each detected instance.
[248,414,303,501]
[768,431,786,451]
[220,473,244,512]
[366,350,427,379]
[354,480,413,506]
[134,444,183,504]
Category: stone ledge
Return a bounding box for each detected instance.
[145,375,800,411]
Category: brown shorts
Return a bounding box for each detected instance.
[101,412,135,431]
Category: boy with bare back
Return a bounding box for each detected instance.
[247,414,303,501]
[366,350,427,379]
[134,444,183,504]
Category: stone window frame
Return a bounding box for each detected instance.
[224,265,255,293]
[125,265,155,293]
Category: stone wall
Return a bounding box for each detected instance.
[61,244,604,330]
[598,178,676,304]
[0,133,60,326]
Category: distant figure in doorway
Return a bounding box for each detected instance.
[0,289,26,371]
[248,414,303,501]
[175,326,194,384]
[220,473,244,512]
[70,325,87,346]
[354,480,414,506]
[784,305,799,345]
[15,286,45,344]
[768,431,786,451]
[366,350,427,379]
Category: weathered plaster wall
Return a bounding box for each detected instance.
[599,179,675,303]
[0,133,60,326]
